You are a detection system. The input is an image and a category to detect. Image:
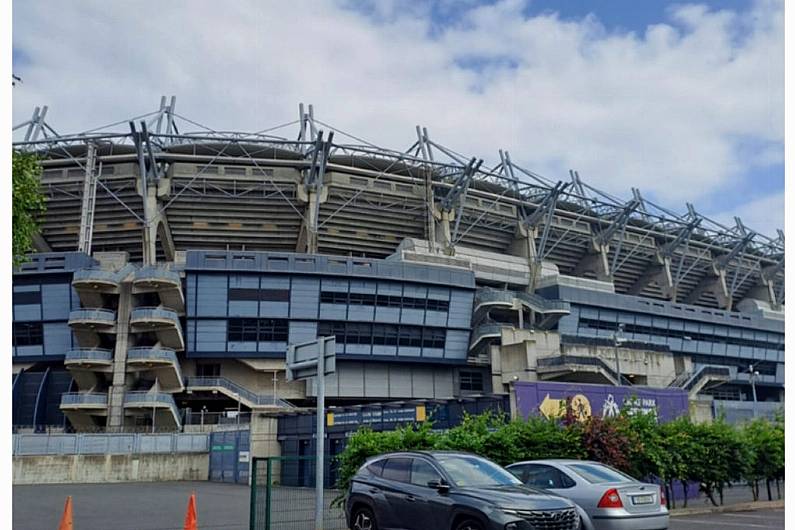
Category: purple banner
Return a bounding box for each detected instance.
[514,381,688,423]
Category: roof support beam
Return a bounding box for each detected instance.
[297,131,332,254]
[573,198,640,282]
[630,217,701,298]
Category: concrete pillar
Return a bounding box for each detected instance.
[435,206,454,254]
[106,280,133,431]
[573,240,611,282]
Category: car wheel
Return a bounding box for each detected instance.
[455,519,484,530]
[351,506,378,530]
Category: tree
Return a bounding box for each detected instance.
[12,150,46,265]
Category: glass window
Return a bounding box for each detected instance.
[410,459,441,486]
[568,463,635,484]
[435,454,521,488]
[460,371,484,392]
[524,465,576,489]
[365,459,385,477]
[13,322,43,346]
[382,458,411,483]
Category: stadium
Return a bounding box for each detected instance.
[11,97,784,435]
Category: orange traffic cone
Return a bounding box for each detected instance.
[57,496,73,530]
[183,493,198,530]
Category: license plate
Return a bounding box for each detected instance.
[632,494,654,505]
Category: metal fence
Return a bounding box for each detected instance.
[250,456,348,530]
[713,400,783,424]
[13,432,209,455]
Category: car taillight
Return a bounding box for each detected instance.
[660,487,666,506]
[597,488,624,508]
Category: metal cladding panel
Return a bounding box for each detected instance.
[289,321,317,345]
[434,369,455,398]
[411,369,435,398]
[196,274,227,317]
[41,283,72,320]
[289,278,319,319]
[339,363,365,396]
[13,304,41,321]
[16,345,43,356]
[401,308,424,325]
[447,291,474,328]
[514,381,689,423]
[444,331,470,361]
[372,344,398,357]
[364,364,390,397]
[424,310,447,327]
[348,305,375,321]
[389,369,413,397]
[228,300,258,317]
[43,323,72,356]
[375,307,400,323]
[228,341,257,353]
[186,320,196,351]
[195,320,227,352]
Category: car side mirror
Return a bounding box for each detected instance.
[427,479,450,493]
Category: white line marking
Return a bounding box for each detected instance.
[674,518,779,528]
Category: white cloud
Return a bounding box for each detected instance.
[712,192,784,240]
[11,0,783,234]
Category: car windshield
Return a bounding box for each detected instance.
[567,463,635,484]
[435,454,522,487]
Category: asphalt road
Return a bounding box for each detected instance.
[670,508,784,529]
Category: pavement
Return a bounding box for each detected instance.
[13,480,785,530]
[670,507,784,529]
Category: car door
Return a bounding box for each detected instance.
[377,457,413,530]
[524,464,590,509]
[401,457,453,530]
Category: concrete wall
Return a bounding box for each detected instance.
[13,452,209,485]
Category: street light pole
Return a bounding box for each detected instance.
[749,364,759,417]
[613,323,626,386]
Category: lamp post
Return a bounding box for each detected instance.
[233,392,241,427]
[749,364,760,417]
[613,323,627,386]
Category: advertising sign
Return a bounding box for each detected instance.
[514,381,688,422]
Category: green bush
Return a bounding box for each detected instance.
[332,408,784,510]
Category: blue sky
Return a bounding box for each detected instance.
[12,0,784,237]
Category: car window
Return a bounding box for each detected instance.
[382,458,411,483]
[568,463,634,484]
[435,454,521,487]
[525,465,576,489]
[506,465,528,482]
[365,459,385,477]
[410,459,441,487]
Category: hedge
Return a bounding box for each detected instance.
[334,405,784,508]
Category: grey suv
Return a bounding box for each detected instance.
[345,451,581,530]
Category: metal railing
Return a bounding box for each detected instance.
[72,268,119,284]
[537,354,633,386]
[683,365,733,392]
[475,287,570,314]
[60,392,109,406]
[64,348,114,362]
[134,266,181,285]
[130,306,180,322]
[127,347,178,364]
[124,391,182,423]
[185,377,293,408]
[13,432,208,455]
[68,308,116,324]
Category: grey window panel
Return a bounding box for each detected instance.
[196,340,227,352]
[186,321,196,350]
[228,301,259,317]
[229,274,259,288]
[70,288,81,310]
[259,302,289,318]
[261,276,290,289]
[348,307,375,321]
[696,341,712,354]
[668,319,684,331]
[433,369,454,398]
[258,341,286,352]
[725,344,740,357]
[13,284,39,293]
[228,341,258,352]
[375,307,400,323]
[423,348,444,359]
[402,285,427,299]
[13,304,41,322]
[321,278,348,292]
[43,322,72,355]
[427,286,449,300]
[377,282,402,295]
[345,344,372,356]
[15,345,44,356]
[699,323,715,335]
[372,345,397,356]
[738,346,753,358]
[41,284,71,320]
[618,313,635,325]
[412,369,435,398]
[349,280,376,294]
[398,346,422,357]
[364,363,390,398]
[635,315,651,327]
[401,309,424,325]
[711,342,727,356]
[319,304,340,320]
[424,311,447,327]
[196,275,228,316]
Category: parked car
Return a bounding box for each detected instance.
[505,460,668,530]
[346,451,583,530]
